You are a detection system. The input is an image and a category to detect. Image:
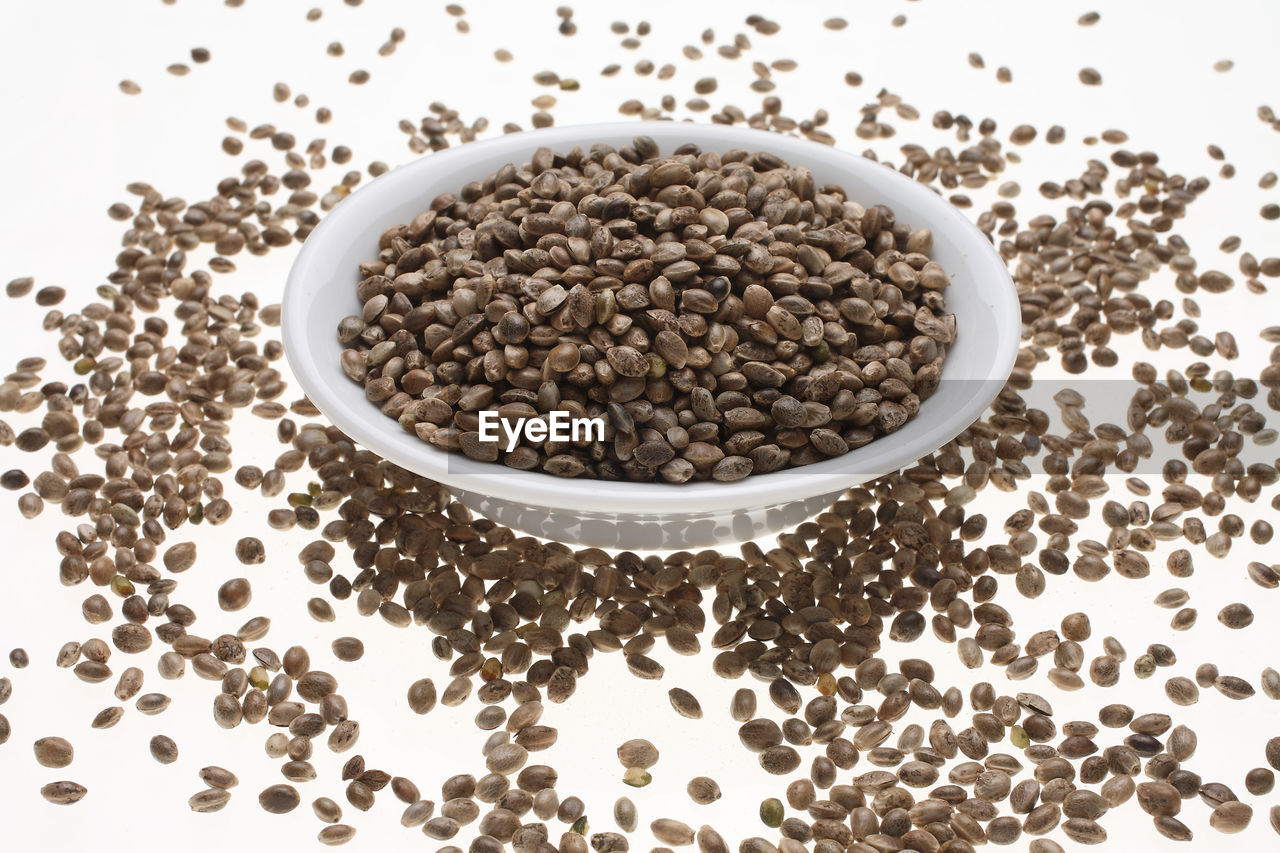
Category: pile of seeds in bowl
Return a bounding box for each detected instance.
[2,3,1280,852]
[337,143,953,481]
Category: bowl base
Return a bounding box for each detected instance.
[452,485,847,550]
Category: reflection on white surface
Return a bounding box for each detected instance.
[459,486,844,549]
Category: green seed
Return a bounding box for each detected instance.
[249,666,270,690]
[621,767,651,787]
[760,797,784,828]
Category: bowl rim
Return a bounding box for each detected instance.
[283,120,1018,515]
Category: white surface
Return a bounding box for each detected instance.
[283,119,1018,547]
[0,2,1278,852]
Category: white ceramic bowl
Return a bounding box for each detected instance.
[283,121,1017,550]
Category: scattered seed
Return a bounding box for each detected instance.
[622,767,651,787]
[33,736,74,768]
[1219,603,1254,629]
[332,637,365,662]
[150,735,179,764]
[218,578,252,611]
[1215,675,1256,699]
[189,788,232,812]
[318,825,356,845]
[686,776,721,804]
[652,818,695,846]
[40,781,87,805]
[667,688,702,719]
[617,739,658,769]
[613,797,637,832]
[1210,801,1253,833]
[259,784,301,814]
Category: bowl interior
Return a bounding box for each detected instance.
[283,121,1017,515]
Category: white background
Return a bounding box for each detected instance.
[2,1,1280,851]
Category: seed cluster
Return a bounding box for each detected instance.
[1,4,1279,853]
[339,142,953,481]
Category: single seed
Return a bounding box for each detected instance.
[652,818,695,846]
[150,734,179,764]
[1262,668,1280,700]
[200,766,239,789]
[33,736,75,768]
[235,537,265,565]
[687,777,721,804]
[1165,677,1199,706]
[1246,767,1275,795]
[1210,801,1253,833]
[259,784,301,814]
[759,798,784,827]
[40,781,87,805]
[1215,675,1256,699]
[408,679,436,714]
[622,767,651,787]
[331,637,364,662]
[1218,603,1254,629]
[318,825,356,846]
[668,688,702,719]
[217,578,252,611]
[91,707,123,729]
[189,788,231,812]
[730,689,756,722]
[613,797,637,832]
[617,739,658,768]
